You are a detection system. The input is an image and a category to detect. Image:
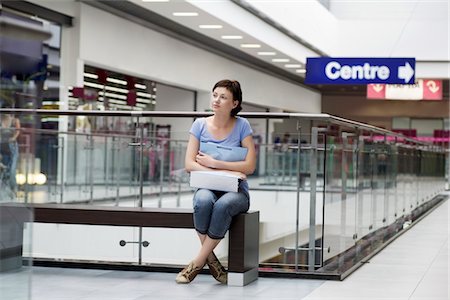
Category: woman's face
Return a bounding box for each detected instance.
[211,87,237,115]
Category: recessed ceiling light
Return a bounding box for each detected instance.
[221,35,243,39]
[285,64,302,68]
[257,52,276,56]
[296,69,307,73]
[272,58,290,62]
[199,25,223,29]
[241,44,261,48]
[172,12,198,17]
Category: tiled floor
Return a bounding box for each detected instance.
[1,197,448,300]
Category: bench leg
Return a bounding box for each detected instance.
[228,267,259,286]
[228,211,259,286]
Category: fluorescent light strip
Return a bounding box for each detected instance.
[84,82,128,93]
[285,64,302,68]
[173,12,198,17]
[137,98,151,104]
[296,69,307,73]
[84,73,98,79]
[42,101,60,105]
[241,44,261,48]
[199,24,223,29]
[135,83,147,89]
[136,92,152,98]
[257,52,276,56]
[107,77,127,85]
[221,35,243,40]
[107,98,127,105]
[272,58,290,62]
[99,91,127,100]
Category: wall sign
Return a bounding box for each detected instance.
[367,79,443,100]
[305,57,416,84]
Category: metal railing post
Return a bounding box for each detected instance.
[308,127,319,271]
[59,136,65,204]
[294,122,301,272]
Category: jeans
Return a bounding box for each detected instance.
[193,188,250,239]
[9,142,18,191]
[1,142,18,191]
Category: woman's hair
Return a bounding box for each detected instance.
[212,79,242,116]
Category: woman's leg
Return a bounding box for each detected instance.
[176,190,249,283]
[207,191,250,240]
[176,189,218,283]
[9,142,18,191]
[197,233,219,263]
[192,236,221,267]
[192,189,217,236]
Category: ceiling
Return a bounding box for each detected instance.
[127,0,312,81]
[117,0,448,99]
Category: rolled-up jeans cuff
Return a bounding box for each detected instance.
[195,229,208,235]
[207,231,224,240]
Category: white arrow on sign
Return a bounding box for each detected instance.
[426,80,440,93]
[398,62,414,83]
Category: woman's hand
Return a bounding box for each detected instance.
[226,171,247,180]
[195,151,217,168]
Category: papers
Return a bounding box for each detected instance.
[191,142,247,192]
[190,171,241,192]
[200,142,247,162]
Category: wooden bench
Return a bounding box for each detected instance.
[0,203,259,286]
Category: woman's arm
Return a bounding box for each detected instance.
[185,134,249,179]
[184,134,214,172]
[10,117,20,141]
[195,135,256,175]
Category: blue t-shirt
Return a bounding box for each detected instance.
[189,117,253,196]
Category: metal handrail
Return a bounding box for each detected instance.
[0,108,443,148]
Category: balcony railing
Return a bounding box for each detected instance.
[0,108,447,279]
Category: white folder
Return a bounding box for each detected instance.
[200,142,248,162]
[190,171,241,192]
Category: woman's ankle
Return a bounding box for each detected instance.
[193,258,206,268]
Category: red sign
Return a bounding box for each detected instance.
[367,79,442,100]
[71,87,98,101]
[96,69,108,84]
[422,80,442,100]
[127,90,137,106]
[367,84,385,99]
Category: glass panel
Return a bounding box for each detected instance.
[5,110,444,278]
[322,128,358,272]
[0,204,33,300]
[257,132,310,272]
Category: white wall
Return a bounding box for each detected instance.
[152,83,195,141]
[76,3,321,114]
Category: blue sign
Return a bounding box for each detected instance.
[305,57,416,85]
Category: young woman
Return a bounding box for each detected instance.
[177,80,256,284]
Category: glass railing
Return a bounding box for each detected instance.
[0,111,35,300]
[0,109,446,280]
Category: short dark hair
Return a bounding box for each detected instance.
[212,79,242,116]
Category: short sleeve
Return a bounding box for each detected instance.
[189,118,204,140]
[239,117,253,141]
